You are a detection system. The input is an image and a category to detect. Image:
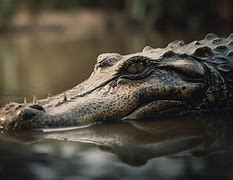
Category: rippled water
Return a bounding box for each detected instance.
[1,31,233,180]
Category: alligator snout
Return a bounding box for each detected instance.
[0,103,46,131]
[29,104,45,112]
[18,105,45,121]
[14,104,47,130]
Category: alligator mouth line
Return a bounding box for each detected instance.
[122,100,186,120]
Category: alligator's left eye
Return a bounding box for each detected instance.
[126,61,146,75]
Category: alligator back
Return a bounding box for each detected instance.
[165,33,233,105]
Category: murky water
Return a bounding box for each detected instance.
[1,31,233,180]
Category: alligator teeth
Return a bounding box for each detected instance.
[33,95,38,104]
[63,93,68,102]
[24,97,27,104]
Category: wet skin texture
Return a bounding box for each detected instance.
[1,33,233,131]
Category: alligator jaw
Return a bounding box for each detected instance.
[0,77,206,131]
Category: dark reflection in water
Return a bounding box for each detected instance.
[1,113,233,180]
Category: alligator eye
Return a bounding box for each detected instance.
[127,62,146,75]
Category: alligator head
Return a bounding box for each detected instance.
[1,33,232,131]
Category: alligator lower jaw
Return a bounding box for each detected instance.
[122,100,186,120]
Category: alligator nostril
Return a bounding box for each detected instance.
[19,109,37,121]
[29,104,45,112]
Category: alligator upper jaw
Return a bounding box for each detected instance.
[0,96,188,131]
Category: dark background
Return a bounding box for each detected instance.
[0,0,232,33]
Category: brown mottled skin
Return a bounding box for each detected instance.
[1,33,233,131]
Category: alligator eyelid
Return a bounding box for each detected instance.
[120,68,154,80]
[117,56,151,73]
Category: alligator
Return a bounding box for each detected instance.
[0,33,233,131]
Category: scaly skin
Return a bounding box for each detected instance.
[0,33,233,131]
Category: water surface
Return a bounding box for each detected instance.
[1,114,233,180]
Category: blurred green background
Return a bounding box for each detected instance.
[0,0,232,104]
